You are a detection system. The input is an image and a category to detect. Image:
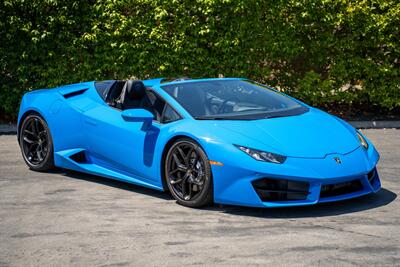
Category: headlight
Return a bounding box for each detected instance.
[235,145,286,164]
[357,131,369,150]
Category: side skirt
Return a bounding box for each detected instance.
[54,148,164,191]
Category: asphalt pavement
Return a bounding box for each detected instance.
[0,129,399,266]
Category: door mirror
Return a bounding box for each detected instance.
[121,109,154,129]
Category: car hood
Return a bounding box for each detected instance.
[207,109,360,159]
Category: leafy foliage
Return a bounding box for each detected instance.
[1,0,399,119]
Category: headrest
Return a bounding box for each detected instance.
[125,80,146,100]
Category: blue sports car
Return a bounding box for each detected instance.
[17,78,381,208]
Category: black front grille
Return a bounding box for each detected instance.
[252,178,310,202]
[320,179,363,198]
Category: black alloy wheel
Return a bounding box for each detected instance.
[165,138,213,207]
[19,114,54,171]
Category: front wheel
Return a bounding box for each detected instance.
[165,138,213,208]
[19,114,55,171]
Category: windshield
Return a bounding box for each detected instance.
[161,80,308,120]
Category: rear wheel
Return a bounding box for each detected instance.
[165,138,213,208]
[19,114,54,171]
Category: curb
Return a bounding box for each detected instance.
[349,121,400,129]
[1,121,399,134]
[0,124,17,135]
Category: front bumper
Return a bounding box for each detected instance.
[251,168,380,207]
[211,144,380,208]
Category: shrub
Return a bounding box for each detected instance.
[1,0,399,120]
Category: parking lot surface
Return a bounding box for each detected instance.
[0,129,399,266]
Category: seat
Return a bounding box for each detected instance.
[115,80,156,118]
[119,80,143,109]
[114,80,146,109]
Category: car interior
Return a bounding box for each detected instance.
[105,80,180,123]
[168,86,210,117]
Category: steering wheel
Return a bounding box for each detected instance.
[218,97,240,114]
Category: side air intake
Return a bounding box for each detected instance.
[69,150,88,163]
[62,88,88,99]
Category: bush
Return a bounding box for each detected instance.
[1,0,399,120]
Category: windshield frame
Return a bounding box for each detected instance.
[160,79,309,120]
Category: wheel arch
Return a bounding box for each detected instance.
[17,109,46,144]
[160,134,209,191]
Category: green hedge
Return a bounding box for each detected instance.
[1,0,399,120]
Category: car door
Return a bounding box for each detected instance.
[82,103,161,182]
[82,88,170,182]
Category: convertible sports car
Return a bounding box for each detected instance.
[17,78,381,208]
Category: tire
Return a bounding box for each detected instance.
[19,113,55,171]
[165,138,213,208]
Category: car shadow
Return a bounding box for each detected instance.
[56,169,396,218]
[57,169,173,201]
[208,188,397,218]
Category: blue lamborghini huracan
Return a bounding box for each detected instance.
[18,78,381,208]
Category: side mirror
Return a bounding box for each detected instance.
[121,109,154,129]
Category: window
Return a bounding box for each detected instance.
[145,90,181,124]
[161,80,308,120]
[162,104,181,123]
[146,90,165,121]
